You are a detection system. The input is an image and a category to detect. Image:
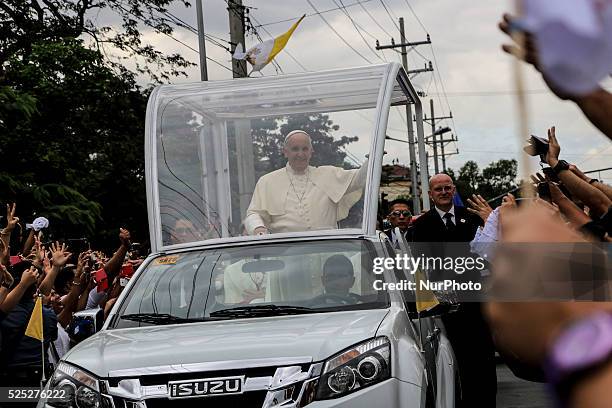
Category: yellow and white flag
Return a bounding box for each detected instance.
[25,296,44,341]
[233,15,305,74]
[414,268,439,313]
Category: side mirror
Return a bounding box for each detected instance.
[69,308,104,344]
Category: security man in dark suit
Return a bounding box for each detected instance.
[411,173,496,407]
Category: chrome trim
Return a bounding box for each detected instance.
[244,376,273,392]
[108,356,312,377]
[106,362,323,402]
[167,375,245,400]
[269,366,310,391]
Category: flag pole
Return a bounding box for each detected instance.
[38,293,46,389]
[512,0,535,198]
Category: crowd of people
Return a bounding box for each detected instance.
[1,4,611,408]
[0,206,145,387]
[371,9,612,407]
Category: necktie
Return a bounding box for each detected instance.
[443,213,455,231]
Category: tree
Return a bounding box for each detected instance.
[0,0,194,82]
[0,39,148,248]
[448,159,518,202]
[0,1,198,250]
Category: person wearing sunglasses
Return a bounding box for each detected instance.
[384,198,413,246]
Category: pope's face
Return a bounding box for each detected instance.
[283,133,313,173]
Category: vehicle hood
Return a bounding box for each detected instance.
[64,309,389,378]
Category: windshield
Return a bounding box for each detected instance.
[113,239,389,328]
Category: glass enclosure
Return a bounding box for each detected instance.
[146,64,420,251]
[113,239,389,328]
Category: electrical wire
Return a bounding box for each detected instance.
[378,0,401,31]
[162,10,230,51]
[114,3,239,76]
[333,0,385,62]
[253,0,375,28]
[356,0,394,39]
[306,0,372,64]
[402,0,428,34]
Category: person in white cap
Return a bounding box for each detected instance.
[244,130,367,235]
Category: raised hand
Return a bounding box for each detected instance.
[545,126,560,166]
[20,266,39,288]
[119,228,131,248]
[76,250,91,276]
[466,194,494,222]
[498,14,540,69]
[50,241,71,268]
[5,203,19,231]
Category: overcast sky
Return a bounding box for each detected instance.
[98,0,612,182]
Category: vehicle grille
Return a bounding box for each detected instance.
[119,391,267,408]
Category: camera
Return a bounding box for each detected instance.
[523,135,549,161]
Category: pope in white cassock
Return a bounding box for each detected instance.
[244,130,368,235]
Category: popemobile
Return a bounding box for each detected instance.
[38,63,460,408]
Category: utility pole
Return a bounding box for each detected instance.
[227,0,254,227]
[424,107,453,173]
[429,99,438,174]
[228,0,247,78]
[376,20,431,213]
[195,0,208,81]
[399,18,418,213]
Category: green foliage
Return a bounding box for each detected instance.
[0,0,194,82]
[0,39,148,249]
[448,159,518,201]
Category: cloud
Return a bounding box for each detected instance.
[99,0,611,182]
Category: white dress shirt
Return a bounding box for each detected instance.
[435,205,456,226]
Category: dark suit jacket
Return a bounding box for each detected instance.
[412,205,481,243]
[411,206,483,284]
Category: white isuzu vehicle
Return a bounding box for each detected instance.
[38,63,458,408]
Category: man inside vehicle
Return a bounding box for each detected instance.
[313,254,362,305]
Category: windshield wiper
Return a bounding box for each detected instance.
[120,313,211,325]
[209,305,318,318]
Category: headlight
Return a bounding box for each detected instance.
[40,362,112,408]
[315,337,390,400]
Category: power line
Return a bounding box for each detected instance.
[402,0,428,34]
[356,0,394,39]
[114,3,239,76]
[161,10,230,51]
[306,0,373,64]
[378,0,401,31]
[333,0,384,62]
[253,0,375,28]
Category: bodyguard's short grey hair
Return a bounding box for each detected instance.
[428,173,454,189]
